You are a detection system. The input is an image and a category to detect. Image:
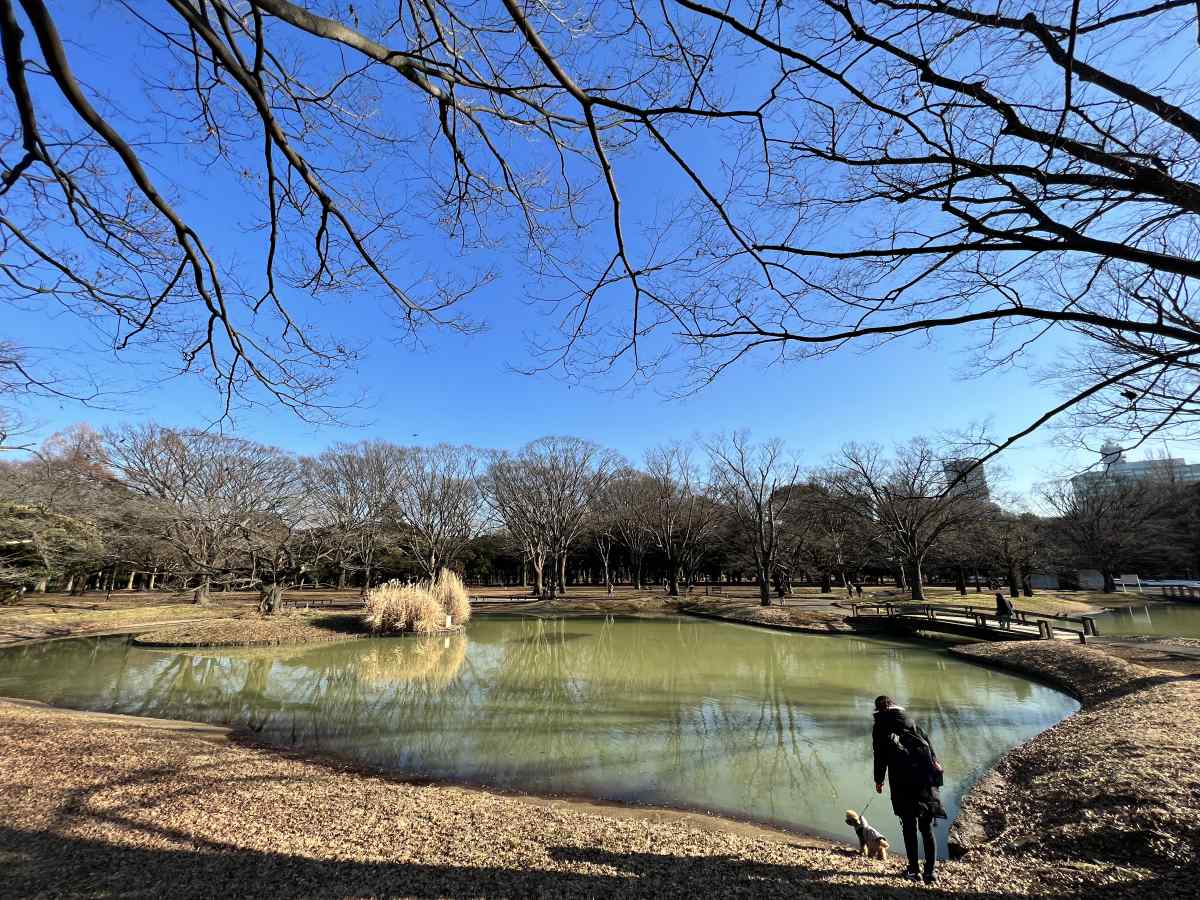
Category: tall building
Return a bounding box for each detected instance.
[1071,442,1200,494]
[943,459,990,500]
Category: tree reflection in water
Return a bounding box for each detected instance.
[0,618,1076,854]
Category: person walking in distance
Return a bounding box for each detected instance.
[872,695,947,884]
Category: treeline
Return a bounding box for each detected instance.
[1,425,1196,609]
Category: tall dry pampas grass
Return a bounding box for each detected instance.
[365,581,444,635]
[431,568,472,625]
[364,570,470,635]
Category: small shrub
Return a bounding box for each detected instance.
[431,568,471,625]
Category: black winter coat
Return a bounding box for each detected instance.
[872,707,948,820]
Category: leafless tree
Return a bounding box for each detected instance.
[989,512,1053,599]
[1041,470,1179,592]
[386,444,487,578]
[492,1,1200,462]
[8,1,1200,460]
[103,423,299,604]
[300,440,395,590]
[640,442,721,597]
[804,472,881,597]
[832,439,991,601]
[707,431,801,605]
[0,0,648,415]
[769,482,823,597]
[484,436,617,598]
[600,468,658,590]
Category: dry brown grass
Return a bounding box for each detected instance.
[366,570,473,635]
[364,582,447,635]
[431,569,472,625]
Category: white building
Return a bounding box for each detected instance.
[1070,441,1200,494]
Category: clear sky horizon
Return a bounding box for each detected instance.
[14,287,1198,500]
[6,2,1199,500]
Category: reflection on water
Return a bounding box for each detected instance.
[0,616,1076,855]
[1098,603,1200,638]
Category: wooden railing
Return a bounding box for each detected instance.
[1160,585,1200,601]
[848,601,1099,643]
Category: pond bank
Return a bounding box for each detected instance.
[0,695,1102,898]
[678,598,853,633]
[947,640,1200,895]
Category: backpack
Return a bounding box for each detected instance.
[890,725,945,788]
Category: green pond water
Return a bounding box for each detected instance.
[0,616,1077,855]
[1097,602,1200,638]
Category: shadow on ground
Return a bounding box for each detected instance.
[6,826,1193,899]
[307,612,369,636]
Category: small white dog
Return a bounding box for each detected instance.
[845,809,890,861]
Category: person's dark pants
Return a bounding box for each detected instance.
[900,812,935,876]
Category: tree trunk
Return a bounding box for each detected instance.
[974,569,982,593]
[33,578,47,593]
[126,570,136,591]
[558,554,568,595]
[532,555,545,598]
[895,567,906,590]
[758,571,771,606]
[1007,563,1020,598]
[259,583,285,616]
[193,578,211,606]
[956,566,967,596]
[909,560,925,602]
[64,575,75,594]
[820,571,832,594]
[148,569,158,591]
[1021,574,1034,597]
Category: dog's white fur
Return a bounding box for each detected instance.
[845,809,890,861]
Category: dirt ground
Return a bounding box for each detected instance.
[948,641,1200,898]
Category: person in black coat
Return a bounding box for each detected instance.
[872,695,947,884]
[995,591,1016,626]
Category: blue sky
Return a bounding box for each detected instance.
[9,284,1095,497]
[8,2,1199,498]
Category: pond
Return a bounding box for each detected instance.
[0,615,1077,856]
[1097,602,1200,638]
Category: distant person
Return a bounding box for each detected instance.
[995,591,1015,626]
[872,695,946,884]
